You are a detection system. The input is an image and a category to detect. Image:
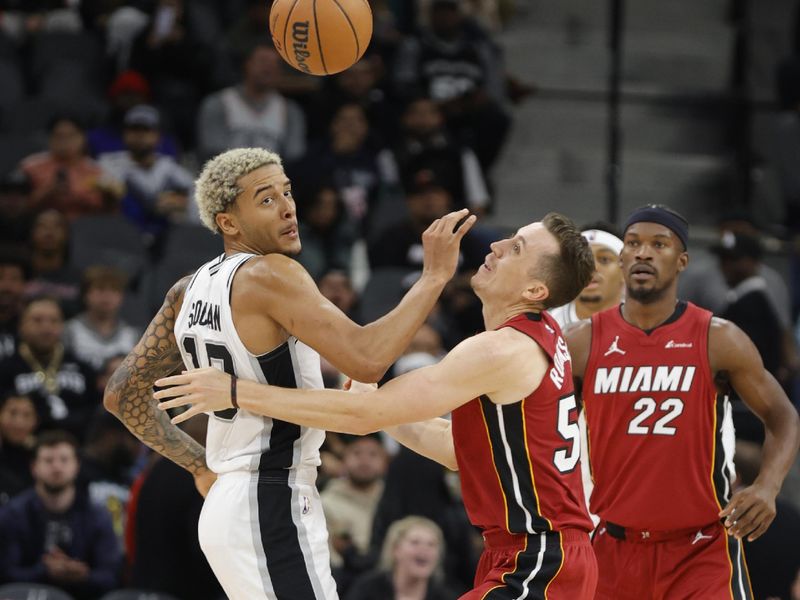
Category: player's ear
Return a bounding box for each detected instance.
[216,211,239,236]
[677,250,689,272]
[523,279,549,304]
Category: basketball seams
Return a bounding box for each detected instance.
[313,0,328,75]
[282,0,302,69]
[331,0,360,63]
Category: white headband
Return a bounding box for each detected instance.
[581,229,624,255]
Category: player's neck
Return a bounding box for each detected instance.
[621,294,679,331]
[482,303,539,331]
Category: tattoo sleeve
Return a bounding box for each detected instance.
[104,276,207,475]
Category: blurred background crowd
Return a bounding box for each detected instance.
[0,0,799,599]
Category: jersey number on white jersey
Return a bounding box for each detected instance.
[180,333,239,421]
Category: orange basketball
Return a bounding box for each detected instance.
[269,0,373,76]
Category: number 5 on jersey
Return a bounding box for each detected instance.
[554,395,580,473]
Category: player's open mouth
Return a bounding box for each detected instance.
[281,227,298,238]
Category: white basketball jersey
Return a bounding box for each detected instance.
[174,253,325,474]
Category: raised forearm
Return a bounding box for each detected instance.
[355,275,446,378]
[384,418,457,470]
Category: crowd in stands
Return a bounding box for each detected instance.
[1,0,800,599]
[0,1,525,598]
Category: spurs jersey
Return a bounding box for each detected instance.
[174,253,325,474]
[582,302,736,530]
[452,312,593,536]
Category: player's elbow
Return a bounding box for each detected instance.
[443,456,459,472]
[103,388,120,416]
[347,360,387,384]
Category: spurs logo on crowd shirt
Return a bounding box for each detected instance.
[593,365,696,394]
[549,336,571,389]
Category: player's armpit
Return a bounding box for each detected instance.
[103,276,208,475]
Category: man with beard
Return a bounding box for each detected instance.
[98,104,196,235]
[0,430,121,599]
[564,205,800,600]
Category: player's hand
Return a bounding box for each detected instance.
[154,368,233,424]
[719,483,777,541]
[343,378,377,393]
[420,208,477,284]
[194,468,217,498]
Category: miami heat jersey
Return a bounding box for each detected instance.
[582,302,735,531]
[452,312,593,536]
[174,253,325,474]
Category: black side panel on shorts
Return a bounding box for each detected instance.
[257,471,317,600]
[485,532,564,600]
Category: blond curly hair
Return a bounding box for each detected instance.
[195,148,283,234]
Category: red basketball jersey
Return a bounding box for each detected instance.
[452,312,593,536]
[582,302,735,531]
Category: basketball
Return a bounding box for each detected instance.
[269,0,373,76]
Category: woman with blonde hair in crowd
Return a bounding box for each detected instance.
[346,515,461,600]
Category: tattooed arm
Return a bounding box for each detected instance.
[103,276,208,476]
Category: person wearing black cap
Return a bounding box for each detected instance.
[98,104,196,235]
[565,204,800,600]
[712,232,788,444]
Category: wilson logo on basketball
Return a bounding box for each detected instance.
[292,21,312,74]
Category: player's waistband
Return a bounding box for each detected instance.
[217,466,318,486]
[482,528,590,550]
[602,520,720,543]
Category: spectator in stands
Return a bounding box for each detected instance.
[25,209,82,316]
[393,0,511,169]
[0,430,120,599]
[348,516,461,600]
[130,0,216,147]
[0,393,37,504]
[21,115,123,221]
[0,250,29,362]
[0,297,96,441]
[289,103,384,229]
[711,232,793,442]
[318,269,361,322]
[0,169,36,244]
[64,266,139,373]
[370,450,478,592]
[87,70,179,158]
[79,408,139,546]
[197,42,306,163]
[296,183,358,281]
[368,168,495,273]
[322,433,388,591]
[99,104,196,235]
[307,55,397,145]
[130,415,223,600]
[222,0,319,96]
[379,94,490,214]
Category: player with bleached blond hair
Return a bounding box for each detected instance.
[103,147,476,600]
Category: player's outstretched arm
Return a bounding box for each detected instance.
[242,209,476,383]
[384,419,457,471]
[710,318,800,541]
[154,329,538,435]
[103,277,210,482]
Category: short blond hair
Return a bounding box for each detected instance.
[195,148,283,233]
[378,516,445,580]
